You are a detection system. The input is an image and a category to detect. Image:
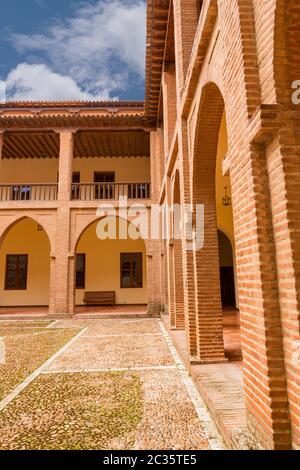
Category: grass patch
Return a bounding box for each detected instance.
[0,321,53,328]
[0,327,52,337]
[0,328,80,401]
[0,372,143,450]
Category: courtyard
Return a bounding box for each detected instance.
[0,317,224,450]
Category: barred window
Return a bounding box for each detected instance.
[120,253,143,289]
[5,255,28,290]
[76,253,86,289]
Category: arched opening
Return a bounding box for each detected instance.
[218,230,235,307]
[0,217,51,313]
[192,82,241,363]
[215,110,242,363]
[74,216,147,312]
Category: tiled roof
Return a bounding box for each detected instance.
[0,100,144,109]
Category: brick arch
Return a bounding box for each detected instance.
[72,213,149,254]
[190,81,226,361]
[0,215,52,253]
[72,214,149,310]
[192,82,224,208]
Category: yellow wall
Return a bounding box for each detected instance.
[216,115,239,306]
[0,159,58,184]
[76,219,147,305]
[73,157,150,182]
[215,113,234,243]
[0,218,50,306]
[0,157,150,184]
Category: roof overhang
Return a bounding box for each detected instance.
[145,0,170,122]
[1,129,150,159]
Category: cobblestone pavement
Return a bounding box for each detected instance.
[0,318,225,450]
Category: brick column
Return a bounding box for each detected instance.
[178,120,198,356]
[162,67,177,155]
[193,168,225,364]
[173,238,185,329]
[165,177,176,327]
[147,130,164,317]
[231,141,291,449]
[265,127,300,449]
[166,239,176,327]
[0,132,4,171]
[172,172,185,330]
[173,0,198,94]
[0,132,3,157]
[49,130,75,315]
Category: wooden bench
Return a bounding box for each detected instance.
[83,291,116,306]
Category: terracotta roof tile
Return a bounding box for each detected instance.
[0,100,144,109]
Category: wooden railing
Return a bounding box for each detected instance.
[0,184,58,202]
[71,182,151,201]
[0,182,151,202]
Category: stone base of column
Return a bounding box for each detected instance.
[47,313,74,319]
[147,302,161,317]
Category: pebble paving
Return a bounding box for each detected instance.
[0,324,81,401]
[0,318,224,450]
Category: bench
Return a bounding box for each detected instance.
[83,291,116,306]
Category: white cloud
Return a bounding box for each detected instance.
[5,63,113,101]
[5,0,146,101]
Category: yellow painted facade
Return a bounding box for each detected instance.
[0,157,150,184]
[75,219,147,305]
[215,114,234,245]
[0,218,50,306]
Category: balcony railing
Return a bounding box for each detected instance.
[0,182,151,202]
[0,184,58,202]
[71,182,151,201]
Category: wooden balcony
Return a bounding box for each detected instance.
[0,184,58,202]
[0,182,151,203]
[71,182,151,201]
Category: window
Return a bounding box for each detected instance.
[94,172,115,199]
[121,253,143,288]
[5,255,28,290]
[76,254,86,289]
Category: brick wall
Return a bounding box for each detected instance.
[155,0,300,449]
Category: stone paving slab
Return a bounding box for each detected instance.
[46,334,174,371]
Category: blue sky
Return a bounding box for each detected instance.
[0,0,146,101]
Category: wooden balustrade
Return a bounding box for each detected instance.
[71,182,151,201]
[0,182,151,202]
[0,184,58,202]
